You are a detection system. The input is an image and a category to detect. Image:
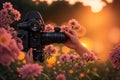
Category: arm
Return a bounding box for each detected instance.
[64,30,90,56]
[25,30,90,63]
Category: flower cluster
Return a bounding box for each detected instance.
[18,63,43,79]
[56,74,66,80]
[109,43,120,69]
[0,2,21,28]
[68,19,81,30]
[59,53,80,63]
[44,24,54,32]
[60,19,81,32]
[82,52,98,62]
[44,44,56,56]
[0,2,22,66]
[0,2,99,80]
[75,61,84,68]
[0,28,20,66]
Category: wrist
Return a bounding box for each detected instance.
[74,43,90,55]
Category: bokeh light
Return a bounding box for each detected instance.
[31,0,114,13]
[108,27,120,44]
[80,37,93,51]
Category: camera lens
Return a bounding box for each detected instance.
[31,23,39,31]
[41,32,68,45]
[33,49,45,62]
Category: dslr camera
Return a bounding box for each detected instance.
[17,11,68,62]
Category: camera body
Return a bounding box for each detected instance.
[17,11,68,62]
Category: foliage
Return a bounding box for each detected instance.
[0,2,120,80]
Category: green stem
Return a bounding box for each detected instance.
[41,73,51,80]
[32,76,36,80]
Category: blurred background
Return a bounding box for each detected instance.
[0,0,120,62]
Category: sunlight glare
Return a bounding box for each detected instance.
[32,0,114,13]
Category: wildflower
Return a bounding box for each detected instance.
[44,45,56,56]
[93,67,98,72]
[56,74,66,80]
[8,39,20,56]
[109,44,120,69]
[44,24,54,32]
[0,28,12,45]
[18,63,43,79]
[69,69,74,74]
[61,46,70,53]
[82,52,97,62]
[0,10,13,27]
[69,54,76,61]
[46,56,56,65]
[79,72,85,78]
[17,51,25,60]
[0,39,20,66]
[68,19,80,30]
[69,54,80,61]
[75,61,84,68]
[60,25,71,32]
[11,9,21,21]
[59,54,70,63]
[0,43,14,66]
[3,2,13,10]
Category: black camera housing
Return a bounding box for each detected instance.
[17,11,68,62]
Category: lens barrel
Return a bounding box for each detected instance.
[41,32,68,45]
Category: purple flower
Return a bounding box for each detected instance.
[110,44,120,69]
[18,63,43,79]
[56,74,66,80]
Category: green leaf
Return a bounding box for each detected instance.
[86,75,91,80]
[74,77,79,80]
[91,71,100,78]
[0,74,5,80]
[41,73,51,80]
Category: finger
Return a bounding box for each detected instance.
[69,30,77,35]
[65,31,72,38]
[26,48,32,57]
[29,48,33,57]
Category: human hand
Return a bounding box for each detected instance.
[25,48,34,64]
[64,30,80,50]
[64,30,90,55]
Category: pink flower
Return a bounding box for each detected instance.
[59,54,70,63]
[83,53,88,60]
[0,28,12,45]
[0,43,15,66]
[69,54,76,61]
[11,9,21,21]
[69,54,78,61]
[0,9,13,27]
[82,52,97,62]
[8,39,20,56]
[0,28,21,67]
[75,61,84,68]
[0,40,20,66]
[0,9,8,16]
[44,45,56,56]
[18,63,43,79]
[109,44,120,69]
[3,2,13,10]
[6,26,23,50]
[60,25,71,32]
[0,2,21,28]
[68,19,80,30]
[0,36,21,66]
[56,74,66,80]
[44,24,54,32]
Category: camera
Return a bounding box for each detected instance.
[17,11,68,62]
